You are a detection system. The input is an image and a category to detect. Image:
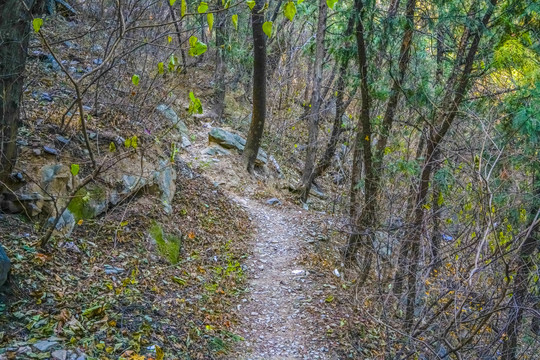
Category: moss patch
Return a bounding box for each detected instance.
[149,221,182,264]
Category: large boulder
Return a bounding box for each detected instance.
[0,244,10,287]
[208,127,267,165]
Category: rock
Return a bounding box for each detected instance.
[201,146,231,156]
[92,58,103,65]
[90,44,104,53]
[0,192,44,216]
[48,209,76,237]
[0,244,10,287]
[55,135,70,146]
[150,160,177,214]
[43,146,59,155]
[266,198,281,205]
[156,104,189,135]
[41,93,53,102]
[46,54,60,71]
[33,148,42,156]
[208,127,267,165]
[33,340,58,352]
[52,349,68,360]
[104,265,124,274]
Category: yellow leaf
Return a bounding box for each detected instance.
[156,345,164,360]
[77,219,84,225]
[365,135,369,141]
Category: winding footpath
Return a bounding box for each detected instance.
[229,197,334,360]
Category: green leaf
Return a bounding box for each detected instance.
[109,142,116,152]
[33,18,43,33]
[131,135,138,149]
[131,74,140,86]
[188,36,208,57]
[188,91,203,114]
[326,0,337,9]
[168,54,178,71]
[170,0,177,4]
[181,0,187,16]
[207,13,214,32]
[247,0,256,9]
[232,14,238,30]
[70,164,80,176]
[283,1,296,21]
[262,21,273,37]
[297,0,304,4]
[198,1,208,13]
[167,35,173,43]
[158,62,164,74]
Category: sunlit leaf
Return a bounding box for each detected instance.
[131,74,140,86]
[232,14,238,30]
[207,13,214,32]
[284,1,296,21]
[198,1,208,13]
[33,18,43,33]
[247,0,256,9]
[70,164,80,176]
[262,21,273,37]
[181,0,187,16]
[326,0,338,9]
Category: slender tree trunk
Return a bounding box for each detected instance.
[345,0,374,271]
[0,0,38,190]
[168,2,186,71]
[299,0,327,202]
[243,0,267,173]
[311,15,355,181]
[214,7,226,120]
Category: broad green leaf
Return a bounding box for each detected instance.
[326,0,337,9]
[70,164,80,176]
[298,0,304,4]
[158,62,164,74]
[284,1,296,21]
[224,0,230,8]
[33,18,43,33]
[198,1,208,13]
[232,14,238,30]
[109,142,116,152]
[188,36,207,56]
[181,0,187,16]
[167,35,173,43]
[131,135,138,149]
[168,54,178,71]
[170,0,177,4]
[247,0,256,9]
[188,91,203,114]
[207,13,214,32]
[262,21,272,37]
[131,74,140,86]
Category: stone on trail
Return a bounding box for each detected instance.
[208,127,268,165]
[266,198,281,205]
[0,244,10,287]
[33,340,59,352]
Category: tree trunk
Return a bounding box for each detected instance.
[403,0,498,331]
[213,7,226,120]
[0,0,38,190]
[243,0,267,173]
[299,0,327,202]
[311,14,355,181]
[345,0,374,274]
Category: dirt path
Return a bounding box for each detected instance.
[229,196,334,360]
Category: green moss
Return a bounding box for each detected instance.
[67,186,107,221]
[149,221,182,264]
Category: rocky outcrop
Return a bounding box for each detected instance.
[0,244,10,287]
[208,127,267,165]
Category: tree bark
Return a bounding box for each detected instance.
[243,0,267,173]
[299,0,327,202]
[311,14,355,181]
[213,6,226,120]
[0,0,39,190]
